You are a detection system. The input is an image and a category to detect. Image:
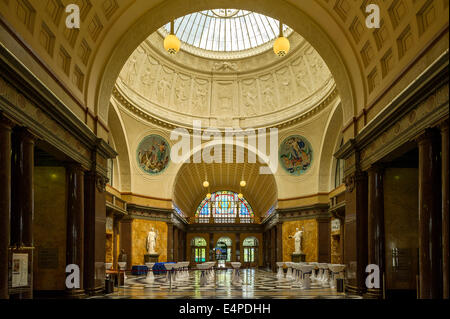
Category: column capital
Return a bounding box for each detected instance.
[0,112,16,129]
[416,128,440,145]
[66,162,85,174]
[367,163,385,174]
[439,118,449,132]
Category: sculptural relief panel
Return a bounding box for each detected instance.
[275,66,295,106]
[190,78,210,116]
[117,40,333,128]
[173,73,192,112]
[212,81,236,117]
[239,78,259,116]
[258,73,278,113]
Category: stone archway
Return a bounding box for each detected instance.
[94,0,363,131]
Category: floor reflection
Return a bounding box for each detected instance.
[93,269,360,299]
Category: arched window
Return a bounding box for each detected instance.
[243,237,259,264]
[195,191,254,223]
[335,139,344,188]
[191,237,207,263]
[217,237,232,264]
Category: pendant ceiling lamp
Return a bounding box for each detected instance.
[164,20,181,54]
[273,20,290,57]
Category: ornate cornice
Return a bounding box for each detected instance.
[335,50,449,168]
[0,45,117,172]
[112,85,337,132]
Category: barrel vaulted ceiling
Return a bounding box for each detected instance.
[172,148,278,218]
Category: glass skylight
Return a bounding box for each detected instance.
[161,9,290,52]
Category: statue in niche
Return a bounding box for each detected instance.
[262,85,276,111]
[289,227,304,254]
[191,84,207,114]
[242,90,257,115]
[146,228,158,255]
[157,78,172,103]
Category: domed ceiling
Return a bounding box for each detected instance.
[114,9,336,130]
[160,9,291,56]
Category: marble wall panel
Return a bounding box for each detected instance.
[33,167,67,291]
[131,219,168,265]
[282,220,318,262]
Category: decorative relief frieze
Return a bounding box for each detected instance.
[117,38,334,129]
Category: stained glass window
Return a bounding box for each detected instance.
[195,191,254,223]
[191,237,207,263]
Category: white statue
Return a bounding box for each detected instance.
[289,227,304,254]
[146,228,158,254]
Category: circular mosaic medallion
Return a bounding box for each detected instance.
[279,135,313,176]
[136,135,170,175]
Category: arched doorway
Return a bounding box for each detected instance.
[243,237,259,268]
[191,237,207,264]
[216,237,233,267]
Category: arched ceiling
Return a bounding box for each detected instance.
[114,30,334,129]
[1,0,448,139]
[173,147,277,218]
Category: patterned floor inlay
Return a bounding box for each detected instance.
[90,269,362,299]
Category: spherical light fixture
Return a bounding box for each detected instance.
[164,21,181,55]
[240,180,246,187]
[206,193,212,199]
[238,193,244,199]
[203,181,209,188]
[274,21,290,57]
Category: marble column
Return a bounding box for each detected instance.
[270,227,276,272]
[344,169,368,295]
[418,129,442,299]
[317,217,331,262]
[83,172,107,294]
[66,164,85,297]
[209,233,214,262]
[0,114,14,299]
[173,227,179,262]
[119,218,132,268]
[276,223,283,265]
[367,165,385,298]
[11,127,36,299]
[167,223,173,262]
[235,233,240,262]
[441,121,449,299]
[113,217,120,270]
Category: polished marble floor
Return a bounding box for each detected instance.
[92,269,361,299]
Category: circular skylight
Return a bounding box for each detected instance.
[161,9,290,53]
